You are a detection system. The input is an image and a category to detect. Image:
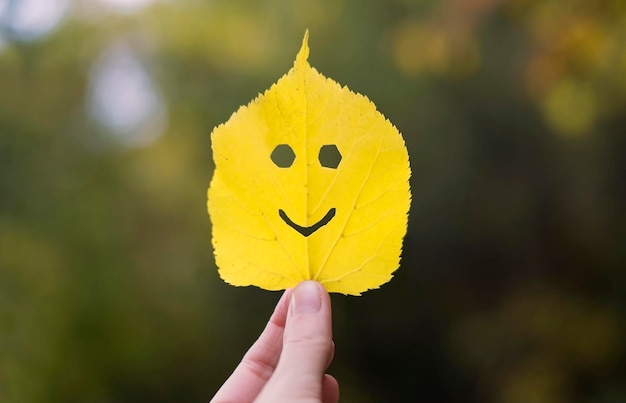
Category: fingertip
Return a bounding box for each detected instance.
[268,288,293,329]
[322,374,339,403]
[290,281,324,315]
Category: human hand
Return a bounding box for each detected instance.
[211,281,339,403]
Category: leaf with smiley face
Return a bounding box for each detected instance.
[207,31,411,295]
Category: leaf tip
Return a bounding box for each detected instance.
[296,29,310,67]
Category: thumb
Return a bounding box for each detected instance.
[257,281,334,402]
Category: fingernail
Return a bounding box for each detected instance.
[292,281,322,315]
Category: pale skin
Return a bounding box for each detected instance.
[211,281,339,403]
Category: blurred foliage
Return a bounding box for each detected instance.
[0,0,624,402]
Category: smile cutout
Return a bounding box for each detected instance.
[278,208,336,237]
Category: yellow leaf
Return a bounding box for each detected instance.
[207,31,411,295]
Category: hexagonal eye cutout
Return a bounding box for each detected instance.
[271,144,296,168]
[318,144,342,169]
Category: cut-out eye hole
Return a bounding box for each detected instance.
[318,144,342,169]
[271,144,296,168]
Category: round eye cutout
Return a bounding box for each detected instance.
[271,144,296,168]
[318,144,342,169]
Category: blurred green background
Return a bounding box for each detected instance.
[1,0,625,401]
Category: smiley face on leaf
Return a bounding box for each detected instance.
[207,31,411,295]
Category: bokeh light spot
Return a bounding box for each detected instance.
[97,0,155,14]
[2,0,69,42]
[543,78,597,137]
[88,44,167,147]
[392,22,450,76]
[0,0,5,51]
[391,20,479,78]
